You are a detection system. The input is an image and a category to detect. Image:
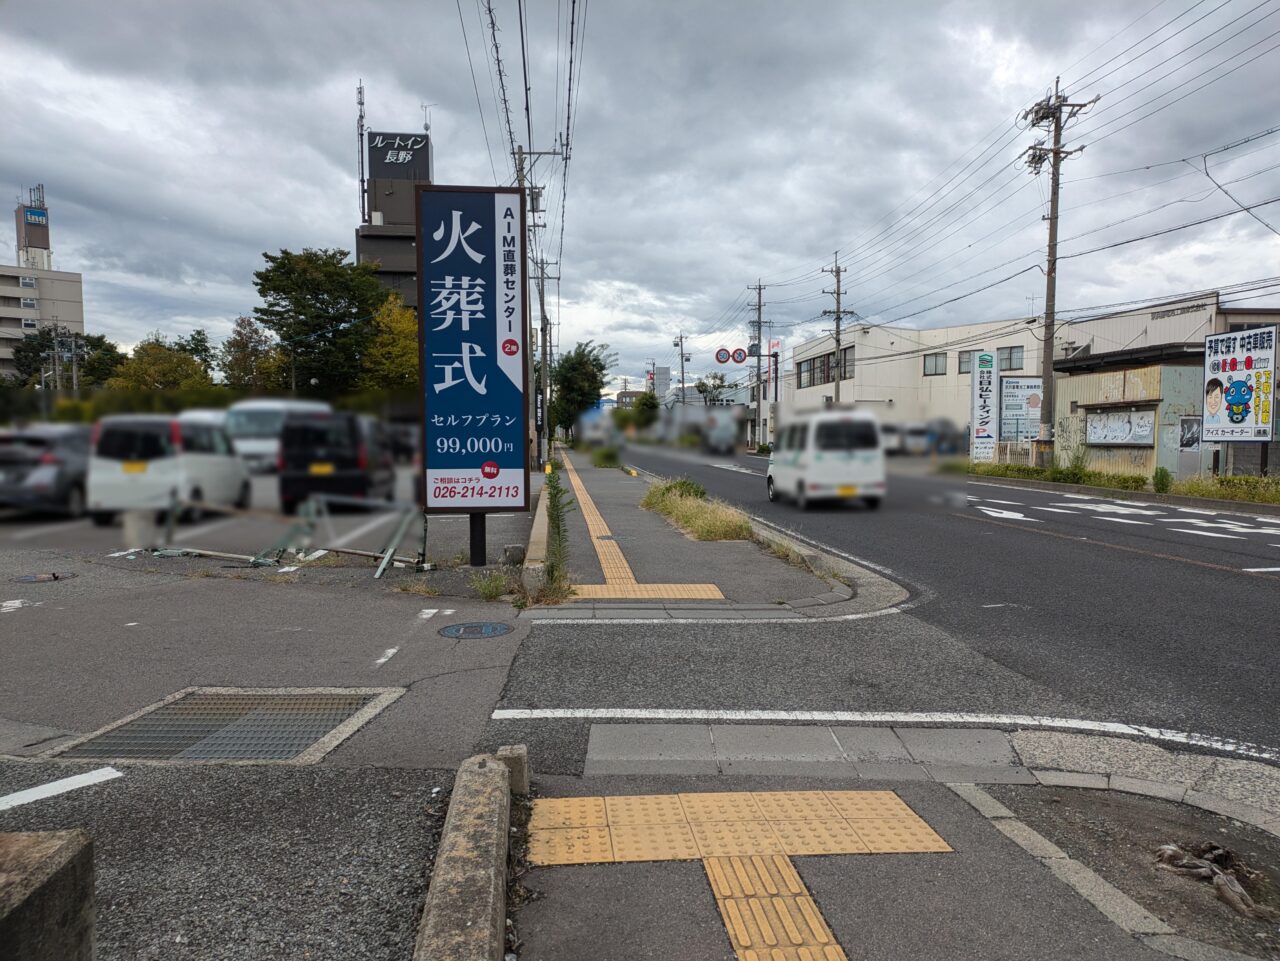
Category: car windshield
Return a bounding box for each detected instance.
[284,417,355,451]
[815,421,878,451]
[226,409,286,439]
[97,423,175,461]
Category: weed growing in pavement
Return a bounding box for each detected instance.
[394,579,441,596]
[968,462,1147,491]
[758,536,806,569]
[264,573,298,584]
[536,468,575,604]
[1172,474,1280,504]
[591,446,620,469]
[469,570,512,601]
[642,477,751,540]
[1153,466,1172,494]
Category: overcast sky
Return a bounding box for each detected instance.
[3,0,1279,389]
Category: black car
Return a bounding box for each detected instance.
[278,412,397,515]
[0,424,92,516]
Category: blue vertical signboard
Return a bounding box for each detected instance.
[417,186,529,513]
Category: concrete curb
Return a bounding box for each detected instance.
[949,784,1262,961]
[520,481,550,593]
[966,474,1280,519]
[414,750,522,961]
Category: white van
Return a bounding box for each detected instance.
[766,409,886,510]
[86,413,251,526]
[225,398,332,472]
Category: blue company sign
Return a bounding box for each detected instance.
[417,186,529,513]
[24,207,47,226]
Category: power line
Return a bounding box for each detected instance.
[456,0,499,184]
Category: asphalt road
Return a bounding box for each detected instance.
[598,446,1280,751]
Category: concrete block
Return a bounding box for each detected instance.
[414,755,510,961]
[896,728,1017,765]
[1032,769,1109,790]
[1109,775,1187,804]
[1011,731,1215,784]
[851,761,931,781]
[710,724,843,760]
[717,759,855,778]
[583,759,720,776]
[946,784,1015,819]
[1183,790,1279,831]
[0,720,78,758]
[496,744,530,795]
[1191,758,1280,817]
[1044,858,1174,935]
[585,724,715,761]
[0,830,95,961]
[992,818,1067,859]
[502,544,526,566]
[831,727,912,762]
[787,597,824,610]
[925,764,1036,784]
[1140,934,1263,961]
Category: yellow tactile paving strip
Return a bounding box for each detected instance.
[558,448,724,601]
[527,790,950,961]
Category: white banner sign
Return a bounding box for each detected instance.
[999,376,1043,441]
[1202,327,1275,442]
[970,348,996,462]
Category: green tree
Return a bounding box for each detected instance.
[550,341,614,439]
[632,390,660,429]
[10,326,125,388]
[358,293,418,391]
[173,328,215,374]
[695,371,727,405]
[105,335,214,390]
[218,316,282,391]
[252,248,385,396]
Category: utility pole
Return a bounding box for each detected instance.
[70,334,80,392]
[673,333,689,406]
[1023,78,1097,460]
[821,253,847,404]
[748,280,766,446]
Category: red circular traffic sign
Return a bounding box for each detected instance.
[731,348,748,364]
[502,339,520,356]
[715,348,731,364]
[481,461,500,479]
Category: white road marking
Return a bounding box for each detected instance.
[9,518,92,541]
[1028,506,1078,514]
[489,708,1280,762]
[975,507,1039,521]
[1168,528,1244,539]
[374,647,399,666]
[418,609,438,619]
[1,599,39,614]
[1176,507,1220,515]
[173,517,237,543]
[713,463,763,476]
[125,622,139,626]
[0,767,123,811]
[107,548,144,557]
[966,495,981,500]
[1095,517,1151,525]
[982,499,1023,506]
[330,513,398,547]
[1062,503,1163,516]
[981,603,1008,608]
[1243,566,1280,572]
[303,549,328,561]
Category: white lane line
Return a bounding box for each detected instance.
[489,708,1280,762]
[277,566,299,573]
[982,499,1023,506]
[975,507,1039,521]
[0,767,123,811]
[981,603,1008,608]
[330,512,398,548]
[1243,566,1280,572]
[1095,517,1151,525]
[125,622,139,626]
[374,647,399,666]
[1176,507,1220,515]
[713,463,764,476]
[10,518,92,541]
[1027,506,1078,514]
[173,517,237,543]
[303,549,328,561]
[1168,528,1245,539]
[2,599,39,614]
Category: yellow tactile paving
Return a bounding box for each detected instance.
[527,790,950,961]
[557,447,724,601]
[610,822,701,862]
[527,826,614,865]
[823,790,917,820]
[679,792,766,822]
[528,796,607,829]
[769,819,871,856]
[703,856,806,899]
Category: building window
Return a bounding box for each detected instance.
[838,345,854,380]
[20,298,38,310]
[22,318,37,330]
[19,276,36,288]
[797,358,813,389]
[958,350,974,374]
[998,346,1024,371]
[923,352,947,376]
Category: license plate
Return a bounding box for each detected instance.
[837,485,858,497]
[122,461,148,474]
[309,462,335,476]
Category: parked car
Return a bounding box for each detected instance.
[225,398,332,473]
[0,424,92,516]
[278,412,396,515]
[766,408,887,510]
[903,422,930,455]
[86,413,251,526]
[878,422,904,455]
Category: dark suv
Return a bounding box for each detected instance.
[0,424,92,516]
[278,412,396,514]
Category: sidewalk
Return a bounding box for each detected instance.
[525,450,904,619]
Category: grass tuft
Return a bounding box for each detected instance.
[642,478,752,540]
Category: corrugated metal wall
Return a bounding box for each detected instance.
[1055,366,1164,475]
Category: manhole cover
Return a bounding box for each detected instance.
[12,572,78,583]
[439,622,513,640]
[55,689,397,762]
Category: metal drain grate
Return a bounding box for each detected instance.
[55,689,398,762]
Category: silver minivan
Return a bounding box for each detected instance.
[766,409,887,510]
